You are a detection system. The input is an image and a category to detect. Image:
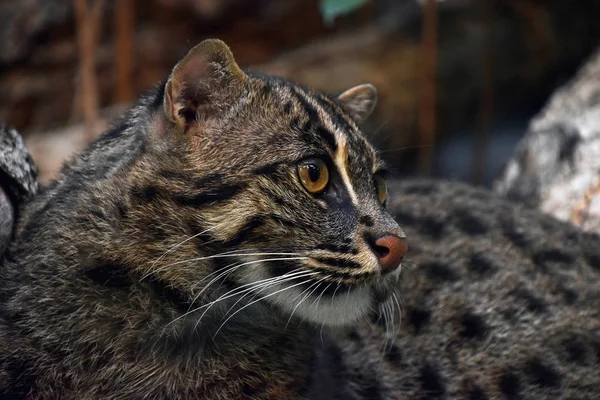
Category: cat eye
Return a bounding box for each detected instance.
[374,174,387,204]
[298,158,329,194]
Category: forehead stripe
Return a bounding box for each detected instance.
[335,135,359,205]
[290,87,338,152]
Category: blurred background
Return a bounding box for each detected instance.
[1,0,599,184]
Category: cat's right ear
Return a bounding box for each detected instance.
[163,39,248,129]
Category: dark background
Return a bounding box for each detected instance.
[1,0,599,184]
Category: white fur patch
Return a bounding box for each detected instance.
[236,260,379,327]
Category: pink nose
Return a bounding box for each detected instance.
[373,235,408,273]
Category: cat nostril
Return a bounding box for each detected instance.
[373,244,390,259]
[373,235,407,273]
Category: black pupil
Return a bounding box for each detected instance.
[307,164,320,182]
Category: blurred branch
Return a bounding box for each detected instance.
[115,0,135,104]
[418,0,437,175]
[73,0,105,141]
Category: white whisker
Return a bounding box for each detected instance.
[285,279,322,328]
[212,277,315,339]
[141,251,302,282]
[164,259,309,327]
[147,222,226,275]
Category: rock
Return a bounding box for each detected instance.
[495,48,600,233]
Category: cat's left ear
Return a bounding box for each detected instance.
[337,84,378,124]
[163,39,248,130]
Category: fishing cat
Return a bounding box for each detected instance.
[0,39,599,399]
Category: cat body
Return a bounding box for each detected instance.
[0,40,599,399]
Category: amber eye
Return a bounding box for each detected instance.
[374,174,387,204]
[298,158,329,194]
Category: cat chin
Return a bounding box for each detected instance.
[238,264,386,327]
[270,284,373,327]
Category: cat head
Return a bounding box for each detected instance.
[136,39,406,328]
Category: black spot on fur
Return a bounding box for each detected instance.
[561,286,579,304]
[525,358,561,387]
[359,215,374,227]
[563,337,587,364]
[421,261,459,282]
[532,249,575,271]
[498,371,521,399]
[418,364,445,398]
[468,385,488,400]
[419,216,446,240]
[130,185,159,204]
[84,263,133,289]
[514,288,547,313]
[385,345,402,364]
[459,312,488,340]
[468,253,498,277]
[393,210,416,226]
[407,306,431,333]
[454,209,490,235]
[500,218,529,249]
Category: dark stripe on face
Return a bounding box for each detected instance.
[315,93,356,132]
[130,185,159,203]
[253,161,285,176]
[315,243,359,255]
[291,87,319,121]
[313,257,362,269]
[315,126,339,153]
[172,183,247,207]
[193,173,225,189]
[221,216,265,247]
[270,261,371,281]
[84,262,133,289]
[291,88,338,152]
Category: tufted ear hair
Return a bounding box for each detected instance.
[337,84,378,125]
[163,39,248,129]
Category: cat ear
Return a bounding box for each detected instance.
[337,84,378,124]
[163,39,248,128]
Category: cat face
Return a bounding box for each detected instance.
[148,40,406,327]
